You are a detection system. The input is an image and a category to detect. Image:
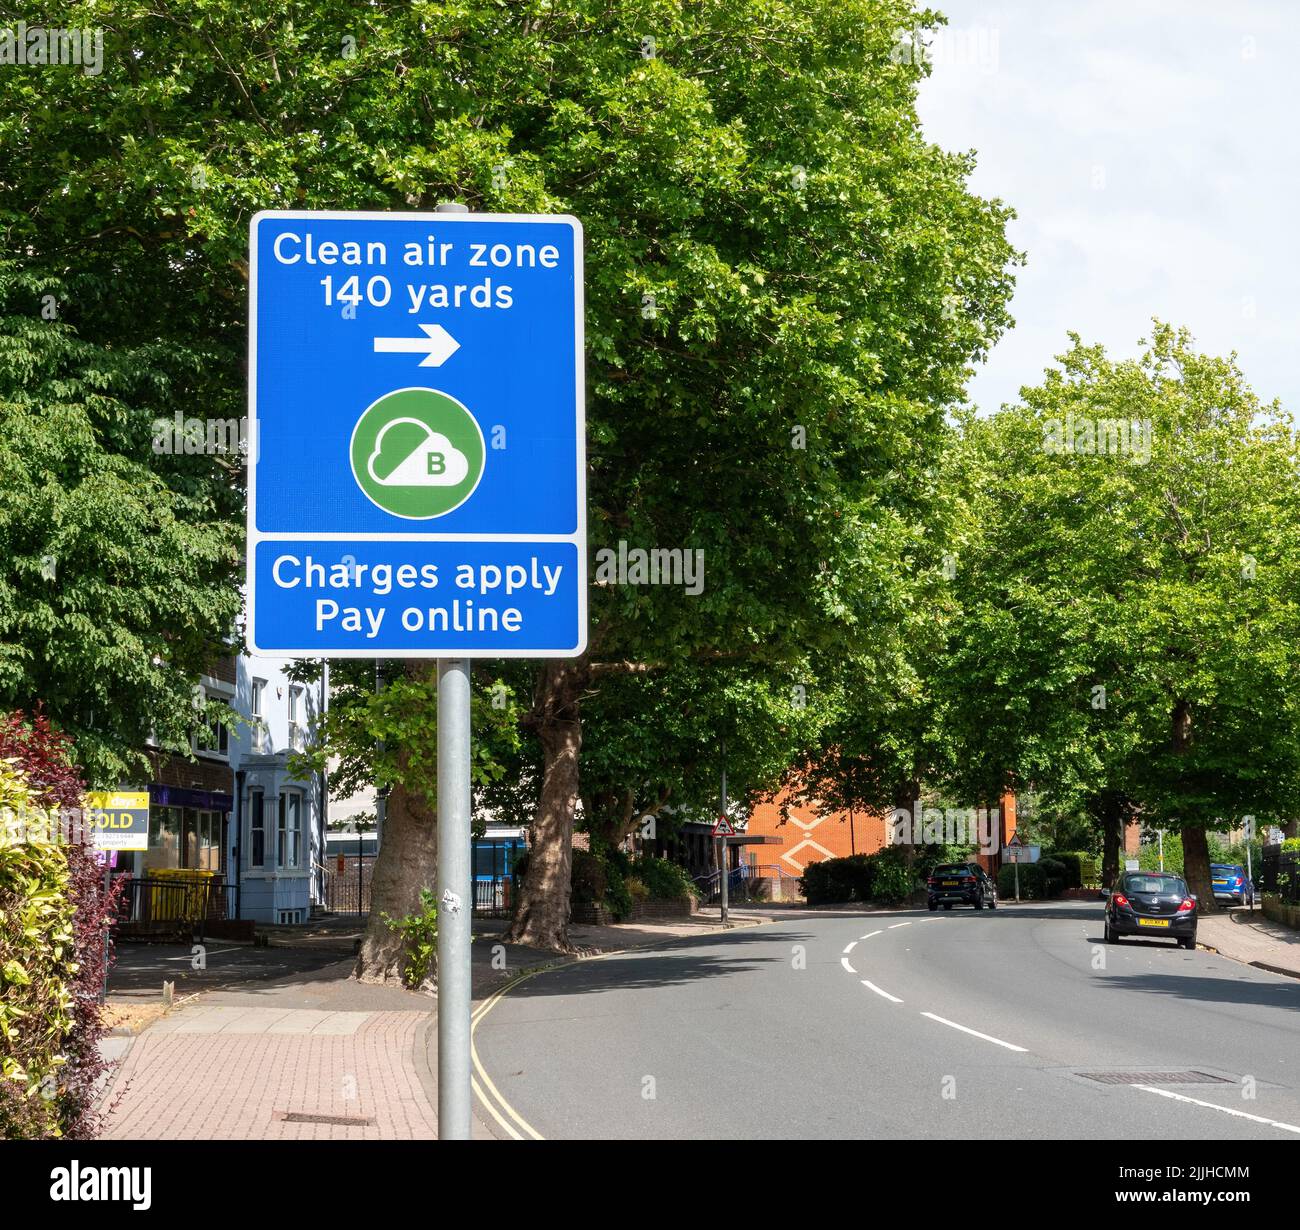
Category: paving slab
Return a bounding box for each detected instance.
[1198,908,1300,979]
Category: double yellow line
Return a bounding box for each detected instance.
[471,971,546,1140]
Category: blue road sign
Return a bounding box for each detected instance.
[247,210,586,657]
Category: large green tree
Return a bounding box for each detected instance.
[0,269,240,785]
[2,0,1019,962]
[947,325,1300,906]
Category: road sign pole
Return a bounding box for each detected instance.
[719,753,729,925]
[436,656,472,1140]
[1014,856,1020,904]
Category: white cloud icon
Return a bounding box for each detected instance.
[367,417,469,487]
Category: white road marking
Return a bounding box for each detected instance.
[921,1012,1028,1052]
[842,941,858,955]
[861,980,903,1003]
[840,957,857,974]
[888,922,911,930]
[860,930,883,940]
[1133,1086,1300,1136]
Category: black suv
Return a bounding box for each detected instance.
[927,863,998,911]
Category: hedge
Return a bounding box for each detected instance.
[800,848,918,906]
[996,858,1068,900]
[1044,850,1085,889]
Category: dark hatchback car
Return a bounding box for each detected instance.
[1103,872,1198,948]
[927,863,997,911]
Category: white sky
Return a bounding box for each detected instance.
[915,0,1300,414]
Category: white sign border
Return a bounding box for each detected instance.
[246,209,587,659]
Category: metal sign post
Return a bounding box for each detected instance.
[436,656,472,1138]
[720,758,729,924]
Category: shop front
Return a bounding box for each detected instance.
[141,785,233,875]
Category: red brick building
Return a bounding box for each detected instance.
[743,787,1020,887]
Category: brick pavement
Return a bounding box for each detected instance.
[101,1005,441,1140]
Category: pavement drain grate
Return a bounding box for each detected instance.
[276,1111,376,1126]
[1077,1071,1230,1086]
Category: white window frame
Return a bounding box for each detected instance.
[288,685,306,751]
[248,788,266,870]
[278,791,303,870]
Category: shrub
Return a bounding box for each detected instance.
[1038,857,1068,896]
[996,859,1067,900]
[870,848,917,905]
[1138,833,1184,875]
[1046,850,1085,889]
[568,847,608,905]
[799,849,920,905]
[801,854,874,905]
[0,715,117,1140]
[0,767,73,1139]
[628,854,696,901]
[380,888,438,989]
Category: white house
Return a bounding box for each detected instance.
[226,658,328,924]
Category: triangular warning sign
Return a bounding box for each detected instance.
[713,816,735,837]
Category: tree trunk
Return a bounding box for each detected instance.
[1091,790,1130,889]
[1181,824,1215,913]
[354,664,439,985]
[893,779,921,887]
[506,658,588,951]
[1171,697,1217,913]
[1101,804,1122,889]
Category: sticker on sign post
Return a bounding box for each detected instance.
[247,210,586,658]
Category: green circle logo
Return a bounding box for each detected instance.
[349,387,485,519]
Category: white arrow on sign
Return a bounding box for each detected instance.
[373,323,460,367]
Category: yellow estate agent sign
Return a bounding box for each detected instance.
[85,791,150,851]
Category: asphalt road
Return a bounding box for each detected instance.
[471,900,1300,1140]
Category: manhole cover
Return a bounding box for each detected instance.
[276,1111,376,1126]
[1076,1071,1230,1086]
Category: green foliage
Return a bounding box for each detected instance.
[596,849,633,920]
[0,269,241,786]
[1045,850,1085,889]
[627,854,697,901]
[801,854,875,905]
[800,848,919,905]
[869,846,918,905]
[1137,833,1183,874]
[996,861,1065,901]
[0,762,73,1138]
[290,660,524,817]
[568,849,609,907]
[946,325,1300,899]
[380,889,438,989]
[1,1,1021,936]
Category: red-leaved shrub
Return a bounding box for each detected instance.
[0,709,119,1139]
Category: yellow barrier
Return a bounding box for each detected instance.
[146,868,218,921]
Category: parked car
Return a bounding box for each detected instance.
[1210,863,1254,907]
[1103,871,1198,948]
[927,863,997,911]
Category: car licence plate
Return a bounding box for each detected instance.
[943,881,959,886]
[1138,918,1170,928]
[1212,880,1227,887]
